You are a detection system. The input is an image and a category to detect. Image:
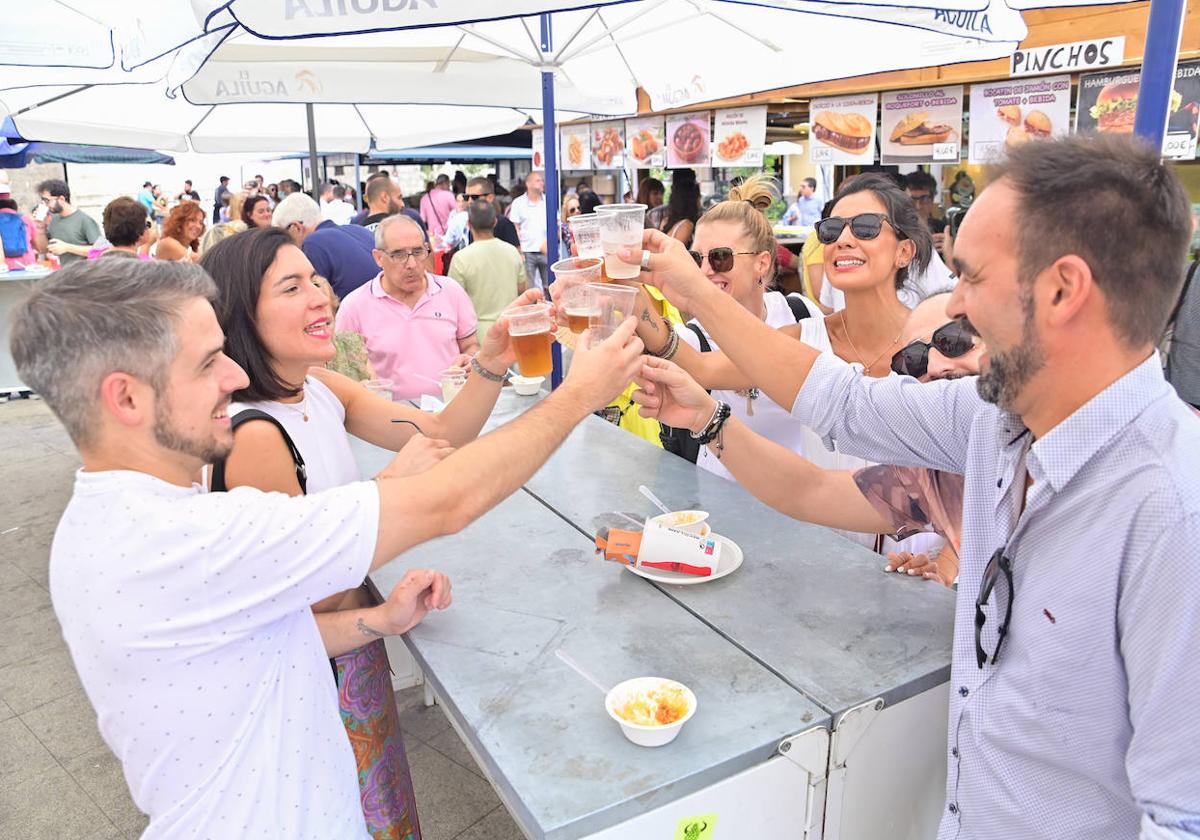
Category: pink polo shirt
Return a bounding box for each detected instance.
[335,272,478,400]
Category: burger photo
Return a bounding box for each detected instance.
[1088,79,1181,134]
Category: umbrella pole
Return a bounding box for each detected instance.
[306,103,320,200]
[541,13,564,390]
[354,154,363,211]
[1133,0,1186,148]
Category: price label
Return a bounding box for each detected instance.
[933,141,960,161]
[811,145,833,163]
[1162,132,1198,161]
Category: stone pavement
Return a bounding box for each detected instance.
[0,398,523,840]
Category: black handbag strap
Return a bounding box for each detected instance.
[785,293,813,322]
[210,408,308,494]
[685,321,711,354]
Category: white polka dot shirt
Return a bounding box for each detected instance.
[793,351,1200,839]
[49,470,379,839]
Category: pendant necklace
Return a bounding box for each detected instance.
[840,311,905,377]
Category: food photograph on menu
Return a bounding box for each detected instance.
[1076,61,1200,160]
[666,112,711,168]
[560,123,592,171]
[712,106,768,167]
[968,75,1071,164]
[590,120,625,169]
[880,86,963,165]
[625,116,666,168]
[808,93,878,164]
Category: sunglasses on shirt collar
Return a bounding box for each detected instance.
[891,320,975,378]
[815,212,906,245]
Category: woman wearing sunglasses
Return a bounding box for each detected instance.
[199,227,541,840]
[631,175,942,552]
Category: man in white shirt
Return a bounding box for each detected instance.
[321,183,357,225]
[507,170,549,289]
[9,259,644,840]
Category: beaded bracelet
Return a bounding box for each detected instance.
[470,355,507,383]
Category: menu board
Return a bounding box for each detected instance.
[665,112,711,169]
[711,106,768,166]
[560,123,591,171]
[808,93,878,164]
[590,120,625,169]
[968,75,1071,164]
[625,116,665,168]
[880,86,963,164]
[531,128,545,170]
[1076,61,1200,160]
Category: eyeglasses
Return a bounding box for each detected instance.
[383,247,431,264]
[890,319,976,378]
[465,191,494,199]
[688,247,760,273]
[567,206,581,215]
[814,213,906,245]
[975,548,1014,669]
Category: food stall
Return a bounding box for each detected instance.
[357,395,955,839]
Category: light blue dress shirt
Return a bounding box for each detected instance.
[793,351,1200,840]
[781,194,822,227]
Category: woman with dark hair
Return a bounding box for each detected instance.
[156,201,206,261]
[658,169,701,246]
[241,194,274,229]
[200,227,541,840]
[95,196,154,260]
[637,178,665,226]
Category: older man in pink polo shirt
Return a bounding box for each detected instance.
[336,214,480,399]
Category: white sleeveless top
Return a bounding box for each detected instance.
[230,376,361,493]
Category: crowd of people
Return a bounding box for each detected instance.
[6,133,1200,839]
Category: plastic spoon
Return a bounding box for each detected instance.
[638,485,673,517]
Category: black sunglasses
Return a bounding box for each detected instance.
[975,548,1014,669]
[891,320,976,378]
[688,247,759,273]
[815,212,905,245]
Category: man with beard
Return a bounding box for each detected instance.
[8,258,645,839]
[629,134,1200,839]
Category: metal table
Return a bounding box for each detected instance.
[0,270,48,396]
[356,397,955,839]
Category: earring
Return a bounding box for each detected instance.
[757,276,764,286]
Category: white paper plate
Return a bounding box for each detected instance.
[624,532,743,585]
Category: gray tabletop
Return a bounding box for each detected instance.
[363,477,829,840]
[522,415,956,716]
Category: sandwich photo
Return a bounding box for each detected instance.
[1005,125,1030,147]
[1023,110,1052,139]
[1088,80,1180,134]
[888,111,955,146]
[996,105,1021,126]
[812,111,873,155]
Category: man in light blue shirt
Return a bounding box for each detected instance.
[631,134,1200,840]
[780,177,822,227]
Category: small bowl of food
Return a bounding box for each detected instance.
[606,677,697,747]
[651,510,711,536]
[510,375,544,396]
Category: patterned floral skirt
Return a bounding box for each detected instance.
[334,638,421,840]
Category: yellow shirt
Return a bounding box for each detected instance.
[799,235,824,304]
[608,285,683,447]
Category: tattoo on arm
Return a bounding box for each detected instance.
[641,309,654,323]
[356,618,387,638]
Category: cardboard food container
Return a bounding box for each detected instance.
[595,521,721,577]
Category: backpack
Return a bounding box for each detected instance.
[0,212,29,258]
[659,294,812,462]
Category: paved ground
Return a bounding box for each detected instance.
[0,398,523,840]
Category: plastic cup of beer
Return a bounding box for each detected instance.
[595,204,646,281]
[550,256,602,293]
[561,284,599,334]
[567,213,604,259]
[586,283,639,341]
[507,303,556,378]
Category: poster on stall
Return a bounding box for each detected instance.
[711,106,768,167]
[808,93,878,164]
[880,86,964,164]
[968,75,1071,164]
[560,123,591,171]
[531,128,545,170]
[665,112,711,169]
[1076,62,1200,160]
[625,116,666,168]
[590,120,625,169]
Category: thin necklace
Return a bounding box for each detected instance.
[280,387,309,422]
[733,296,769,416]
[839,310,905,377]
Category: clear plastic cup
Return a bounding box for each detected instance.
[595,204,647,281]
[586,283,639,340]
[440,369,467,403]
[507,303,556,377]
[362,378,395,399]
[567,213,604,259]
[550,256,603,292]
[561,284,599,334]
